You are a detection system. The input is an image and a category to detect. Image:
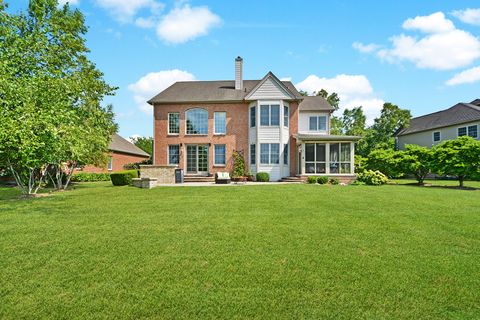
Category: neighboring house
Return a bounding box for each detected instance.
[148,57,360,181]
[396,99,480,149]
[79,133,150,173]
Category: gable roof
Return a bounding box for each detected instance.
[147,73,302,105]
[298,96,335,112]
[397,101,480,136]
[244,72,298,100]
[109,134,150,158]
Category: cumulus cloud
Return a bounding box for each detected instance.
[128,69,196,114]
[352,42,380,53]
[446,66,480,85]
[452,8,480,26]
[402,12,455,33]
[356,11,480,71]
[156,4,221,44]
[296,74,384,123]
[94,0,164,23]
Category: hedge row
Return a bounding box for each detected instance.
[110,170,139,186]
[71,172,111,182]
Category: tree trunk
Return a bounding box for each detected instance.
[459,176,465,188]
[63,161,76,190]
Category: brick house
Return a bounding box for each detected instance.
[79,133,150,173]
[148,57,359,181]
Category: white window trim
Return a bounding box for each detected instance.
[432,131,441,143]
[260,104,280,127]
[185,108,209,135]
[213,112,227,135]
[107,157,113,171]
[167,145,180,166]
[250,105,256,128]
[259,143,280,165]
[168,112,180,135]
[309,115,328,132]
[213,144,226,166]
[457,126,467,137]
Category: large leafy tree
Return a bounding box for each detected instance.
[357,103,411,157]
[342,107,366,136]
[431,136,480,187]
[401,144,434,184]
[0,0,117,193]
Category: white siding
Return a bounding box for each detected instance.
[299,112,330,134]
[248,78,291,100]
[258,165,281,181]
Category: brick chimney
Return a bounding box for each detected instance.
[235,56,243,90]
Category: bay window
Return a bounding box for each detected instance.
[260,143,280,165]
[260,104,280,126]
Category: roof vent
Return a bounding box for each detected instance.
[235,56,243,90]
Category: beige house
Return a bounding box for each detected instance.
[396,99,480,149]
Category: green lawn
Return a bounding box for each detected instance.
[1,182,479,319]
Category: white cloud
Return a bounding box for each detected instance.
[280,77,292,82]
[446,66,480,85]
[94,0,164,23]
[402,12,455,33]
[156,4,221,44]
[352,42,380,53]
[128,69,196,114]
[452,8,480,26]
[372,12,480,70]
[58,0,80,5]
[135,16,156,28]
[296,74,384,124]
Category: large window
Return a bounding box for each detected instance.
[168,145,180,165]
[250,144,256,165]
[214,112,226,135]
[309,116,327,132]
[305,143,326,174]
[458,125,478,138]
[283,143,289,165]
[186,108,208,134]
[168,113,179,134]
[284,105,289,127]
[260,104,280,126]
[250,106,256,128]
[260,143,280,165]
[214,144,226,165]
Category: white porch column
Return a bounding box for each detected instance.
[351,142,355,174]
[300,143,305,175]
[326,143,330,174]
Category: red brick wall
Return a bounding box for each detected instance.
[79,152,149,173]
[289,101,299,176]
[153,103,249,174]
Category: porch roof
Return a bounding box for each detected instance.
[294,134,361,142]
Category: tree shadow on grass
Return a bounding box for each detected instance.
[393,182,479,191]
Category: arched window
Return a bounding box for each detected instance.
[186,108,208,134]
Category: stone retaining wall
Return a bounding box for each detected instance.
[140,165,176,184]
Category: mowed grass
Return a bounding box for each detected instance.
[1,182,479,319]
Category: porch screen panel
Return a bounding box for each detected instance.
[305,143,315,173]
[315,143,326,173]
[340,143,351,174]
[329,143,339,173]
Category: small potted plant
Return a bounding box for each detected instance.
[246,170,254,181]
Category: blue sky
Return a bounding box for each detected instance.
[6,0,480,139]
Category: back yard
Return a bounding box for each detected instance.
[1,182,479,319]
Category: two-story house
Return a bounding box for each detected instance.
[148,57,360,181]
[396,100,480,149]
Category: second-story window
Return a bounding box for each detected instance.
[309,116,327,132]
[186,108,208,135]
[433,131,441,142]
[250,106,256,128]
[260,104,280,126]
[284,105,289,127]
[168,113,180,134]
[214,112,226,135]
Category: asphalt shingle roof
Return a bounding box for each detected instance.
[397,101,480,136]
[147,78,302,104]
[109,134,150,158]
[298,96,335,112]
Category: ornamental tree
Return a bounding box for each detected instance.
[432,136,480,187]
[401,144,434,184]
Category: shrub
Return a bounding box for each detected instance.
[232,151,246,178]
[110,170,139,186]
[71,172,111,182]
[329,177,340,185]
[357,170,388,186]
[307,176,317,184]
[366,148,405,178]
[256,172,270,182]
[317,176,329,184]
